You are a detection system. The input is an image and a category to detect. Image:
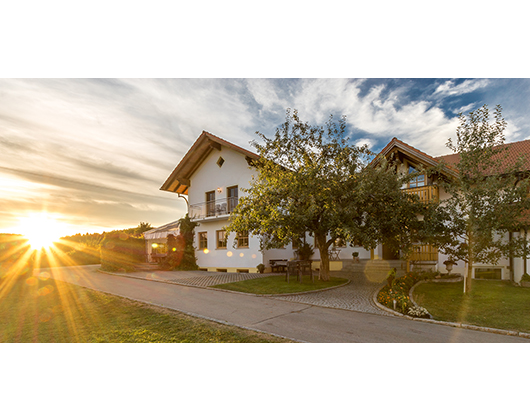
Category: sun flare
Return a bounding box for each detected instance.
[18,213,65,250]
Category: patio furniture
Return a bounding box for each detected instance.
[151,253,167,263]
[329,247,341,261]
[286,260,314,283]
[269,259,288,273]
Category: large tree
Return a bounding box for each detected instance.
[430,105,530,293]
[227,109,424,281]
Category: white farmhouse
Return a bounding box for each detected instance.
[156,130,530,283]
[158,131,357,273]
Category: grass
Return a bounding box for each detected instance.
[210,274,349,294]
[0,275,292,343]
[413,280,530,333]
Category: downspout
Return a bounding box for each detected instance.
[178,193,190,215]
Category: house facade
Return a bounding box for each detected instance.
[375,137,530,283]
[157,131,530,281]
[158,131,360,273]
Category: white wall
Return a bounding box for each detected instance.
[188,147,254,207]
[188,146,268,271]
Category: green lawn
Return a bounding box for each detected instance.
[211,274,349,294]
[413,280,530,333]
[0,276,291,343]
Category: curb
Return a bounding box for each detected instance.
[373,278,530,340]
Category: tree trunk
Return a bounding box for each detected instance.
[315,232,331,281]
[465,233,473,294]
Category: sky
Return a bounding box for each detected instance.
[1,78,530,236]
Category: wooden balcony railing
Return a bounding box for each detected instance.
[406,185,439,203]
[410,244,438,261]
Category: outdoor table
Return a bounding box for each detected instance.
[286,260,314,283]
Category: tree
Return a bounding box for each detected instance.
[227,109,424,281]
[430,105,530,293]
[159,214,199,271]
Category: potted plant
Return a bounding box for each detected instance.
[443,259,456,274]
[256,263,265,274]
[352,251,359,263]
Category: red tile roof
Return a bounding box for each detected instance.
[436,139,530,172]
[376,137,530,176]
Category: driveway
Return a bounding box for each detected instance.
[34,265,529,343]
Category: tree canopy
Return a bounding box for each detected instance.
[227,109,424,280]
[429,104,530,292]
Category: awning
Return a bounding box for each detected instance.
[143,220,181,240]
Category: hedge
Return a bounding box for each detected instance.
[100,232,145,272]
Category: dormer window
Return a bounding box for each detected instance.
[408,165,426,188]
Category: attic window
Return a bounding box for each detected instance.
[217,157,225,167]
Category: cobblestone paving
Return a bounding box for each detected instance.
[126,269,392,316]
[137,271,283,288]
[273,272,393,316]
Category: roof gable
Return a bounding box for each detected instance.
[160,131,259,195]
[375,137,530,178]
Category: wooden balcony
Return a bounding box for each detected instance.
[406,185,439,203]
[410,244,438,261]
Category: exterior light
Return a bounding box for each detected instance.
[217,187,223,193]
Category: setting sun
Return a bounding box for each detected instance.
[17,213,65,249]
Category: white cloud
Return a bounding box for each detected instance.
[434,79,490,97]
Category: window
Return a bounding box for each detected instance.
[475,268,502,280]
[198,232,208,250]
[237,231,249,248]
[206,191,215,217]
[408,165,426,188]
[292,237,301,250]
[216,157,225,167]
[216,230,227,249]
[227,185,238,212]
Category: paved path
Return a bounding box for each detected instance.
[275,273,391,316]
[107,267,390,316]
[34,265,529,343]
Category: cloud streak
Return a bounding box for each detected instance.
[1,78,529,235]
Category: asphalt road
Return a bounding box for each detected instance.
[36,265,530,343]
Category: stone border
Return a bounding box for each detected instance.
[372,278,530,340]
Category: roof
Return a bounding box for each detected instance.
[436,139,530,173]
[375,137,530,177]
[160,131,259,195]
[143,220,181,240]
[372,137,458,177]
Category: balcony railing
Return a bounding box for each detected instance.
[406,185,439,203]
[189,197,238,220]
[410,244,438,261]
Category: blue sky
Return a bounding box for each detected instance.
[1,78,529,235]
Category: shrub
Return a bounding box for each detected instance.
[100,232,145,272]
[407,305,431,318]
[159,215,199,271]
[521,273,530,283]
[257,263,265,274]
[378,270,436,315]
